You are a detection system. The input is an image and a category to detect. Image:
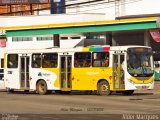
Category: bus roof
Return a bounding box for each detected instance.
[5,45,151,54]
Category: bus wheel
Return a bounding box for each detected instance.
[122,90,134,95]
[36,80,48,95]
[7,88,14,93]
[97,81,110,96]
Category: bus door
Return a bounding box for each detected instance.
[20,56,30,89]
[6,54,20,89]
[113,54,125,90]
[60,55,72,90]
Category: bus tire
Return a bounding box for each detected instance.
[97,81,110,96]
[122,90,134,95]
[7,88,14,93]
[36,80,48,95]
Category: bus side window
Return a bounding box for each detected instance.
[92,52,109,67]
[1,59,4,68]
[32,54,41,68]
[42,53,58,68]
[74,52,91,68]
[7,54,18,68]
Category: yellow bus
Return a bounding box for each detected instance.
[4,45,154,95]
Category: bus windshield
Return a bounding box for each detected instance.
[127,47,154,77]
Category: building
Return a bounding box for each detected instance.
[0,0,160,19]
[0,13,107,49]
[0,0,160,53]
[0,0,50,16]
[0,0,160,88]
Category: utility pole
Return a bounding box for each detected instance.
[115,0,120,18]
[53,34,60,47]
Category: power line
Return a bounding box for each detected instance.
[66,0,142,13]
[0,0,109,15]
[0,0,107,13]
[63,0,107,7]
[66,0,114,8]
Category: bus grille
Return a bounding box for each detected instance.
[135,77,151,80]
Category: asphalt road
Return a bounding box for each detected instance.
[0,81,160,120]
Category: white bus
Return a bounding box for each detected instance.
[4,45,154,95]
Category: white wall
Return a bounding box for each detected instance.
[6,34,107,49]
[65,0,115,19]
[0,0,159,27]
[1,0,160,50]
[122,0,160,16]
[65,0,160,19]
[0,14,106,27]
[6,34,86,49]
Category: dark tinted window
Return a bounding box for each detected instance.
[42,53,58,68]
[92,52,109,67]
[32,54,41,68]
[7,54,18,68]
[74,52,91,67]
